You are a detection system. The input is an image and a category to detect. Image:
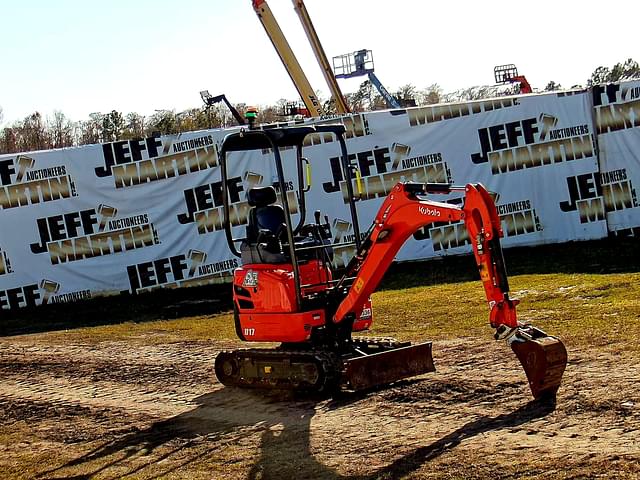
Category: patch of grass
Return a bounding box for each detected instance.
[381,237,640,292]
[369,281,487,340]
[372,271,640,351]
[0,430,70,480]
[38,270,640,356]
[4,238,639,353]
[42,312,236,345]
[1,283,233,337]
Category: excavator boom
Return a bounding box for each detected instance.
[334,183,513,327]
[334,182,566,399]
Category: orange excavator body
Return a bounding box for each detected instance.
[215,124,566,399]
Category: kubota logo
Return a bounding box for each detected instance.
[419,206,441,217]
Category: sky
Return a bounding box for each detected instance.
[0,0,637,125]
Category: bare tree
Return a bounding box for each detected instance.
[544,81,563,92]
[0,127,18,154]
[442,85,507,103]
[16,112,50,151]
[174,108,213,133]
[257,103,281,124]
[49,111,75,148]
[146,110,178,136]
[396,84,417,105]
[417,84,443,105]
[346,80,385,112]
[588,58,640,86]
[120,112,146,140]
[78,113,104,145]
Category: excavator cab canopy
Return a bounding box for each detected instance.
[220,124,343,152]
[219,124,363,307]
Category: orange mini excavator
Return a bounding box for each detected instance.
[215,123,567,399]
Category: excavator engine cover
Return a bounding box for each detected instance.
[510,326,567,399]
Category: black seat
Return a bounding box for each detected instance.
[241,186,288,264]
[246,186,286,243]
[241,186,334,265]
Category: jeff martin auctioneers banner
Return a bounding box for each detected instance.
[1,82,639,310]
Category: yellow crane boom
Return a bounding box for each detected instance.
[291,0,350,114]
[252,0,325,117]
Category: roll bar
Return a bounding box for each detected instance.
[219,123,360,306]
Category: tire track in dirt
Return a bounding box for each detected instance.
[1,335,639,479]
[0,339,219,418]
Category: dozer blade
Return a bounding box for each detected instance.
[343,342,435,391]
[511,326,567,400]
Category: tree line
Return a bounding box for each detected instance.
[1,59,638,155]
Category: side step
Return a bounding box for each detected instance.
[342,341,435,390]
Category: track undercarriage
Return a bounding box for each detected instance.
[214,337,435,394]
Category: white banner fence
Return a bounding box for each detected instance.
[1,81,639,310]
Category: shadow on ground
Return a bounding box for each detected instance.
[36,388,557,480]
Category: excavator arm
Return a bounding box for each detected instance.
[333,182,567,399]
[334,182,517,331]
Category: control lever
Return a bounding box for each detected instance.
[313,210,332,240]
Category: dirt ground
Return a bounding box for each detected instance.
[1,333,639,480]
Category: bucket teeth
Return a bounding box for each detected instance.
[511,327,567,400]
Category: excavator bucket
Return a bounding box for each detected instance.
[343,342,435,391]
[510,326,567,399]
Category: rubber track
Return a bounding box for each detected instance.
[215,348,340,393]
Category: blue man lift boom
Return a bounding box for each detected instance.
[333,49,401,109]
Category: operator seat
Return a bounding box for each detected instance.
[241,186,288,264]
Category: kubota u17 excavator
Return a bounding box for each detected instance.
[215,122,567,399]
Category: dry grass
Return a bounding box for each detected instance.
[372,272,640,351]
[42,312,237,345]
[38,271,640,356]
[11,238,637,353]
